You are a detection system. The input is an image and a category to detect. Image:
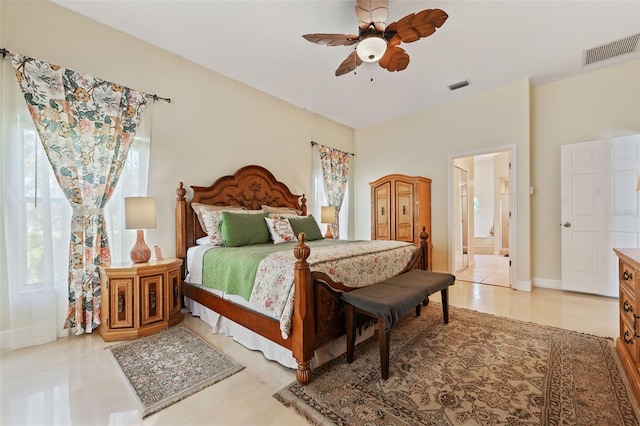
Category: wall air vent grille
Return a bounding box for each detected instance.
[448,80,470,91]
[583,33,639,66]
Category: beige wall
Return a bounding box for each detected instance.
[354,80,531,288]
[0,0,354,257]
[531,60,640,286]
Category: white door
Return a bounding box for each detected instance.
[561,134,640,297]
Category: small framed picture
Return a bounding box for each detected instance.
[153,245,163,260]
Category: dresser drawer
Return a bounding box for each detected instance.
[620,285,636,332]
[621,260,638,292]
[621,315,639,363]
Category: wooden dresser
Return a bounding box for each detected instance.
[370,174,432,269]
[615,248,640,403]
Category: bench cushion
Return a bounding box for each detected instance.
[381,269,455,294]
[341,269,455,332]
[341,283,429,331]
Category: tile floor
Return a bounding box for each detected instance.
[455,253,510,287]
[1,279,619,425]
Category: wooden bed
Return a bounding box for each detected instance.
[175,165,428,385]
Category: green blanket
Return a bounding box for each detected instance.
[201,239,352,300]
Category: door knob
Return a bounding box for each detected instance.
[562,222,571,227]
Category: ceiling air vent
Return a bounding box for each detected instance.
[583,33,640,66]
[448,80,470,91]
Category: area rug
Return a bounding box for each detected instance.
[109,326,243,417]
[275,305,640,425]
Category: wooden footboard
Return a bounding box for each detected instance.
[290,232,428,384]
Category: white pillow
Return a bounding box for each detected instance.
[264,217,297,244]
[196,236,212,245]
[191,203,243,232]
[262,205,302,216]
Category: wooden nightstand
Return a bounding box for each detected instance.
[99,258,183,341]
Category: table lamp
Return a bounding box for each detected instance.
[321,205,336,239]
[125,197,157,263]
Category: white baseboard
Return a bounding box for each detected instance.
[513,280,532,292]
[532,277,562,290]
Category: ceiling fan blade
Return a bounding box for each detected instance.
[386,9,448,44]
[355,0,388,31]
[378,45,409,72]
[335,51,363,76]
[302,33,359,46]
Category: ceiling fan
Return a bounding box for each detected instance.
[303,0,448,76]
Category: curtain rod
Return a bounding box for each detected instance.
[146,94,171,104]
[311,141,355,156]
[1,47,171,104]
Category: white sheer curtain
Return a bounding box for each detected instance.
[104,101,152,263]
[311,147,349,238]
[0,59,151,351]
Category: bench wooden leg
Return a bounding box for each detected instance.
[377,318,390,380]
[346,304,356,363]
[441,288,449,324]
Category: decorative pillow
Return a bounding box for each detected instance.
[268,213,300,220]
[265,217,297,244]
[262,205,302,216]
[288,214,324,241]
[201,210,228,246]
[192,203,243,232]
[201,209,264,246]
[220,211,270,247]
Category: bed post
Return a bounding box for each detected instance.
[420,226,429,271]
[300,194,308,216]
[292,233,314,385]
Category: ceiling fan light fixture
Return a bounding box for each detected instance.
[356,36,387,62]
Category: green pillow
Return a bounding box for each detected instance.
[220,212,270,247]
[288,215,324,241]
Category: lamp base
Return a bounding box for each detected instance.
[131,229,151,263]
[324,225,334,239]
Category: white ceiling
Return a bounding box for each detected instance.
[51,0,640,129]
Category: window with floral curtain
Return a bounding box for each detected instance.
[0,55,151,349]
[311,143,351,239]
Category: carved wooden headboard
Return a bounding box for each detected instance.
[175,165,307,259]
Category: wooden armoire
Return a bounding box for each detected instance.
[370,174,432,270]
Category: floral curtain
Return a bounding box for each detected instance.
[317,144,350,239]
[9,53,147,334]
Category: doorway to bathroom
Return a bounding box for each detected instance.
[451,148,513,287]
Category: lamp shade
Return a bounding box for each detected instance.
[356,36,387,62]
[125,197,157,230]
[321,206,336,224]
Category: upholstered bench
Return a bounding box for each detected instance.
[341,269,456,379]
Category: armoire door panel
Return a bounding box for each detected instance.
[395,180,414,242]
[373,181,391,240]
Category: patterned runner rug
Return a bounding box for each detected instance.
[275,305,640,425]
[109,326,243,418]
